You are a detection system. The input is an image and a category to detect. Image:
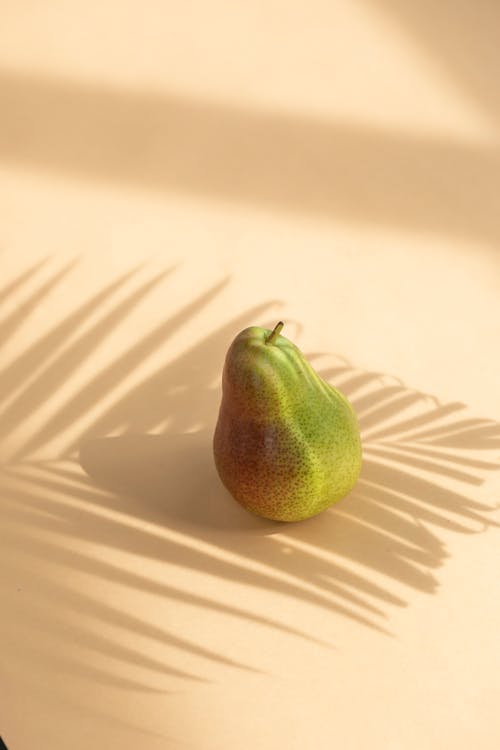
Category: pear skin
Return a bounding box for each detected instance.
[213,323,362,522]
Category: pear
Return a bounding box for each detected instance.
[213,322,362,522]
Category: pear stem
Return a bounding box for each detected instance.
[266,321,284,345]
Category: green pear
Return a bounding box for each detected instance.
[213,322,362,522]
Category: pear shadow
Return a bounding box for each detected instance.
[79,433,281,535]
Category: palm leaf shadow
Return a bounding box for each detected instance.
[0,262,146,410]
[0,260,285,695]
[2,266,177,453]
[0,256,50,307]
[67,336,500,660]
[0,258,78,347]
[1,261,499,698]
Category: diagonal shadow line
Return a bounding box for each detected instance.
[384,416,499,443]
[334,494,445,554]
[363,444,486,486]
[387,442,500,470]
[357,392,428,431]
[359,457,496,522]
[425,426,500,449]
[354,483,475,535]
[2,675,176,749]
[0,258,78,347]
[3,466,388,634]
[1,69,500,243]
[323,366,499,458]
[365,401,466,442]
[20,276,233,459]
[0,535,259,676]
[363,0,500,123]
[0,561,206,684]
[342,376,431,412]
[0,256,49,307]
[0,521,326,644]
[350,385,407,413]
[61,305,281,455]
[332,372,386,397]
[0,263,144,406]
[0,616,170,694]
[4,267,175,456]
[3,672,178,745]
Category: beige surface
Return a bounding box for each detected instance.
[1,3,500,749]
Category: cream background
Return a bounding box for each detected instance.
[0,2,499,749]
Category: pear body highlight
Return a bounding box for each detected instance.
[213,325,362,522]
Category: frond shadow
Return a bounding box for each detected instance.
[1,261,499,705]
[0,260,284,700]
[72,351,499,654]
[0,256,50,307]
[0,258,78,348]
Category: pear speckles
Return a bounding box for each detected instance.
[213,325,362,522]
